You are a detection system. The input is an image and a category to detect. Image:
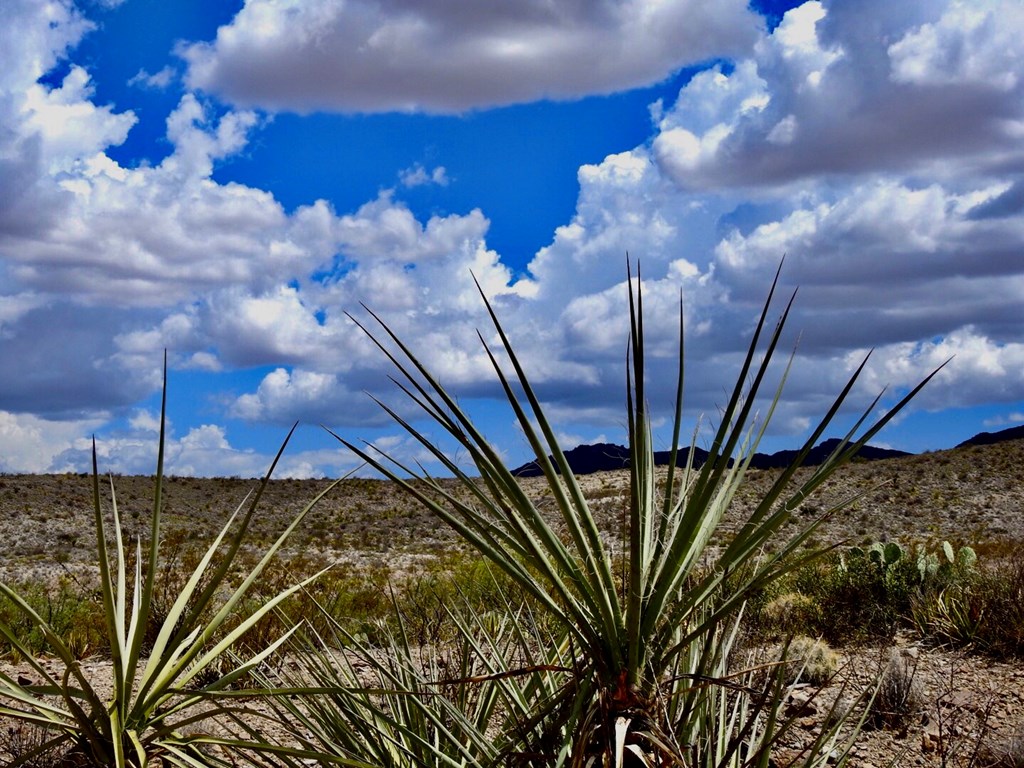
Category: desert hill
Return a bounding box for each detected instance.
[512,424,1024,477]
[0,431,1022,583]
[957,423,1024,448]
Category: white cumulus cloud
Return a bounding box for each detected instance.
[652,0,1024,188]
[180,0,763,114]
[889,0,1024,90]
[0,411,105,474]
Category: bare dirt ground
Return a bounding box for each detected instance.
[774,641,1024,767]
[1,438,1023,765]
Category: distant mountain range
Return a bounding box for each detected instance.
[956,424,1024,448]
[511,424,1024,478]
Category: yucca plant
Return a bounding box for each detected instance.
[336,263,942,766]
[263,590,515,767]
[0,358,342,768]
[269,561,589,768]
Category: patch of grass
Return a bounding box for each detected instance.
[0,576,105,661]
[0,542,537,666]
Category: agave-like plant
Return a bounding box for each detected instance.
[335,264,942,766]
[266,557,592,768]
[0,358,342,768]
[264,591,513,767]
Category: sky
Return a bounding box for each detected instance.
[1,0,1022,478]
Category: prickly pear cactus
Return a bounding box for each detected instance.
[865,541,905,568]
[917,550,939,581]
[916,541,977,584]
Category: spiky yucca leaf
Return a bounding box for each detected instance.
[336,264,941,766]
[262,586,525,768]
[0,357,344,768]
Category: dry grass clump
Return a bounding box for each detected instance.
[786,635,839,685]
[762,591,819,635]
[869,648,925,732]
[0,722,67,768]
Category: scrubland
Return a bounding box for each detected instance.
[1,441,1023,766]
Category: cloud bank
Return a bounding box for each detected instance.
[1,0,1022,475]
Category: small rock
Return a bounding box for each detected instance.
[785,690,818,718]
[921,719,943,753]
[944,689,982,713]
[769,747,803,767]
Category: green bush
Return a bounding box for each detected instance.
[913,550,1024,658]
[0,577,105,661]
[794,544,921,642]
[783,540,979,645]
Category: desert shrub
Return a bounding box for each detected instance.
[390,549,541,646]
[298,560,394,641]
[222,548,534,651]
[759,590,820,637]
[915,550,1024,658]
[793,544,921,643]
[786,635,839,685]
[970,554,1024,657]
[158,544,539,654]
[20,539,533,661]
[782,539,979,644]
[868,648,925,732]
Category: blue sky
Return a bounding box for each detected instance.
[1,0,1022,477]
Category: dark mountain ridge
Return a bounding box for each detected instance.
[512,425,1024,478]
[957,424,1024,448]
